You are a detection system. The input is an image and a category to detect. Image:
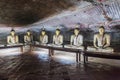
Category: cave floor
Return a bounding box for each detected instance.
[0,49,120,80]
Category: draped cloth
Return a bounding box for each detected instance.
[7,35,18,44]
[53,35,63,45]
[71,34,83,46]
[40,35,48,44]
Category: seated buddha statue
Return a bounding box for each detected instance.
[53,29,63,45]
[7,29,19,45]
[24,30,33,45]
[65,28,84,50]
[39,29,48,45]
[87,26,114,52]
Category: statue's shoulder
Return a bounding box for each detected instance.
[104,34,110,37]
[45,35,48,37]
[7,35,11,38]
[71,34,75,36]
[24,34,27,36]
[15,35,18,37]
[94,33,99,37]
[53,35,55,37]
[104,33,109,36]
[59,35,63,37]
[78,34,83,37]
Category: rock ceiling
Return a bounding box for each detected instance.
[0,0,120,32]
[0,0,73,25]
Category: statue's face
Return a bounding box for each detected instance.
[42,31,45,35]
[11,31,15,36]
[99,28,105,35]
[27,32,31,35]
[74,29,79,36]
[55,30,60,35]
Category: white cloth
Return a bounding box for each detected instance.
[53,35,63,45]
[7,35,18,44]
[24,35,33,43]
[48,44,63,47]
[87,46,114,53]
[71,34,83,46]
[64,45,84,50]
[94,34,110,47]
[40,35,48,44]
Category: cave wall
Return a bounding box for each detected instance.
[0,0,119,46]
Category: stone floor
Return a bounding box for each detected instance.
[0,48,120,80]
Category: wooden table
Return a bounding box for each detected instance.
[19,44,120,64]
[32,44,82,63]
[0,44,24,52]
[83,51,120,64]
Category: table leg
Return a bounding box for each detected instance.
[49,49,54,57]
[20,46,23,52]
[32,46,35,51]
[83,55,88,64]
[30,45,34,51]
[49,49,51,56]
[85,56,88,62]
[51,49,54,56]
[29,45,32,51]
[83,55,86,64]
[76,53,78,63]
[79,53,81,62]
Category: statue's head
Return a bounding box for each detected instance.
[74,28,79,36]
[99,26,105,35]
[55,29,61,36]
[10,29,15,36]
[26,30,31,36]
[41,30,46,36]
